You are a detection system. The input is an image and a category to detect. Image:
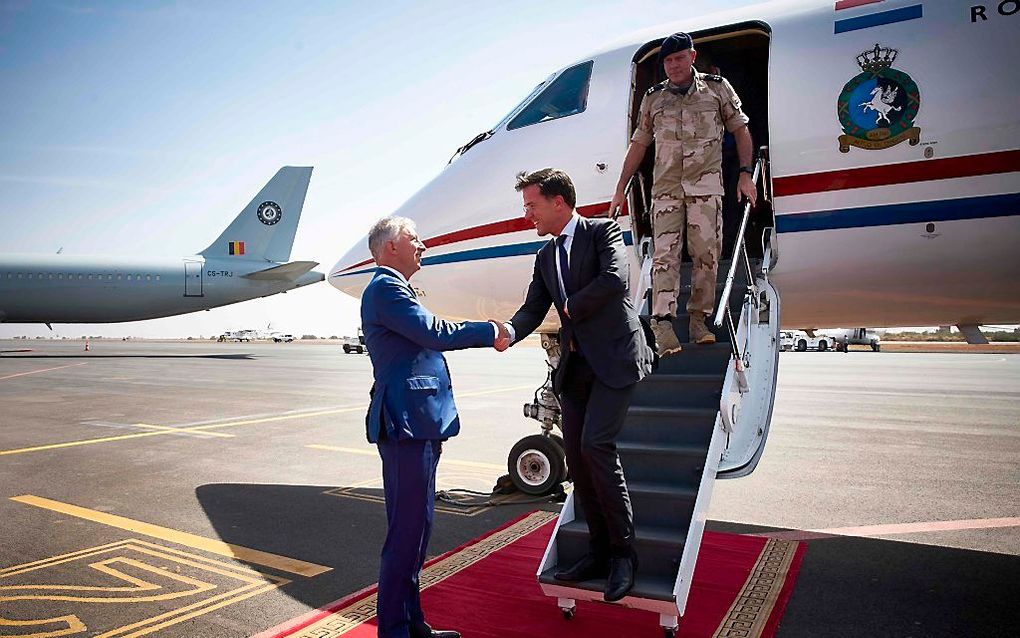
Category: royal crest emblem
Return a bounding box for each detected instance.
[256,201,282,225]
[837,44,921,153]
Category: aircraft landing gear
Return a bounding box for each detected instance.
[507,334,567,496]
[508,434,564,495]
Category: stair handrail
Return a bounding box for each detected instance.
[613,171,647,221]
[712,146,769,359]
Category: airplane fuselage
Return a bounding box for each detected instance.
[1,167,323,325]
[330,1,1020,331]
[0,254,321,323]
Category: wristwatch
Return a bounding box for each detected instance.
[739,166,754,175]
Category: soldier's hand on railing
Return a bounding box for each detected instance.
[738,172,757,208]
[608,189,627,220]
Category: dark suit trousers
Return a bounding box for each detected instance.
[559,353,636,558]
[377,436,441,638]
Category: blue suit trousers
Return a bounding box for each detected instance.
[376,436,441,638]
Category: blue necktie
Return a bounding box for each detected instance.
[557,234,571,299]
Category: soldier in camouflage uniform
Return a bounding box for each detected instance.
[609,32,757,355]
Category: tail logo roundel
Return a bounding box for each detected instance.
[257,201,283,225]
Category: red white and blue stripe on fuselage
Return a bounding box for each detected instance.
[332,150,1019,277]
[833,1,923,35]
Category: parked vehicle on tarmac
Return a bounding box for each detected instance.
[218,329,257,342]
[823,328,882,352]
[780,330,835,352]
[342,329,367,354]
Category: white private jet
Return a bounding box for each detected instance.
[0,167,323,326]
[329,1,1019,632]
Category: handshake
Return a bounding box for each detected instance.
[488,320,512,352]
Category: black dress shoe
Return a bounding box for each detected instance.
[554,554,609,581]
[603,553,638,602]
[410,622,460,638]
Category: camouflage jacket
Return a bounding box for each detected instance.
[632,72,749,198]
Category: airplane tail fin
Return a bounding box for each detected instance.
[200,166,313,263]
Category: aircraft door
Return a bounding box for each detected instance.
[184,260,204,297]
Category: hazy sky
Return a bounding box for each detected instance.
[0,0,759,338]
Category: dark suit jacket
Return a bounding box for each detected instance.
[509,217,654,393]
[361,268,495,443]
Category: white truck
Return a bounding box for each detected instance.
[218,329,257,342]
[780,330,837,352]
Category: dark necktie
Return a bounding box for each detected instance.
[557,234,571,299]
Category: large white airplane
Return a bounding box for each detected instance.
[328,1,1018,631]
[0,167,324,326]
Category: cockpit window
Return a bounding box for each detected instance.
[507,60,594,131]
[490,78,549,132]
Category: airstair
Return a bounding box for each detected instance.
[536,152,781,637]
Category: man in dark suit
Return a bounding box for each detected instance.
[361,216,508,638]
[497,168,654,602]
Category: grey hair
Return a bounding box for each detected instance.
[368,216,417,260]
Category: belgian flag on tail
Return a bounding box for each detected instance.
[228,241,245,256]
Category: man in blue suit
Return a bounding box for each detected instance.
[361,216,508,638]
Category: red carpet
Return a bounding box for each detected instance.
[257,511,805,638]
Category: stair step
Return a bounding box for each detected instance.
[573,481,699,530]
[621,406,717,447]
[538,567,676,603]
[617,441,707,489]
[651,341,732,375]
[617,441,707,456]
[554,519,687,579]
[632,373,725,409]
[668,312,738,344]
[540,257,767,608]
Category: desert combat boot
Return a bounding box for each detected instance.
[652,317,682,356]
[690,312,717,345]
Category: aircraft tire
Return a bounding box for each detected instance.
[508,434,564,496]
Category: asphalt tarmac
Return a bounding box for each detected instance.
[1,340,1017,637]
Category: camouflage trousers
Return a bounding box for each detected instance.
[650,194,722,318]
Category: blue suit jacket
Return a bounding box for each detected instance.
[361,268,494,443]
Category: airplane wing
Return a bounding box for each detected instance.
[242,260,320,281]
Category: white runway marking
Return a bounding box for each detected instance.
[0,362,88,380]
[754,516,1020,541]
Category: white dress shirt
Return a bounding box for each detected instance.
[506,212,580,344]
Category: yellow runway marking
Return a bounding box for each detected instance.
[0,405,366,456]
[10,495,332,577]
[0,384,532,457]
[0,362,88,381]
[307,445,504,472]
[134,423,234,438]
[0,538,288,638]
[0,430,180,456]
